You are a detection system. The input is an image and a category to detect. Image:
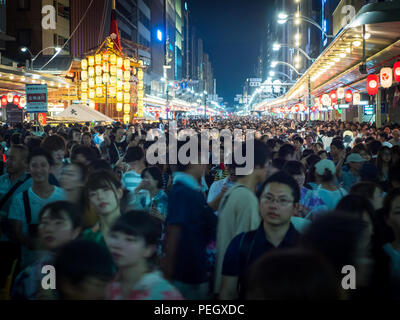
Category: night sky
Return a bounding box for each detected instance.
[188,0,273,107]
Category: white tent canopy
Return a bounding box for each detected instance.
[53,104,114,123]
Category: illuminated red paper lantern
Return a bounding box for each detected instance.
[345,89,353,103]
[13,95,20,106]
[330,90,338,104]
[367,74,379,96]
[393,61,400,82]
[295,105,300,112]
[1,96,7,106]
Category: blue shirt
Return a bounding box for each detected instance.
[222,223,300,280]
[0,173,33,242]
[166,179,217,284]
[340,166,360,191]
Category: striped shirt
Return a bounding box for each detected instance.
[121,170,142,192]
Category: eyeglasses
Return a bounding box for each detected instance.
[263,195,294,207]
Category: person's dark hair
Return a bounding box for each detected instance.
[353,143,368,154]
[110,211,162,264]
[71,145,98,163]
[86,170,122,193]
[65,140,78,158]
[367,140,382,156]
[376,146,392,177]
[330,139,344,151]
[55,240,115,297]
[141,166,163,189]
[38,201,82,229]
[282,160,306,176]
[389,164,400,189]
[378,132,388,141]
[316,168,334,183]
[82,132,91,138]
[26,136,42,153]
[350,182,381,201]
[68,128,81,141]
[41,134,66,153]
[11,133,22,145]
[266,139,277,150]
[97,126,105,135]
[336,194,375,221]
[317,150,328,157]
[301,149,314,159]
[302,212,368,279]
[382,188,400,219]
[305,154,321,169]
[245,248,340,300]
[231,140,271,174]
[28,147,54,166]
[271,157,286,170]
[124,146,145,163]
[257,171,300,203]
[293,136,304,145]
[359,162,379,183]
[9,144,29,162]
[278,143,296,159]
[87,159,112,173]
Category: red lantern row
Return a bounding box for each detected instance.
[366,61,400,96]
[1,94,24,108]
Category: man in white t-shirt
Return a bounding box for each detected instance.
[8,148,65,269]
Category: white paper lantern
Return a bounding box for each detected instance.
[337,87,345,99]
[353,92,361,105]
[321,94,331,106]
[380,67,393,88]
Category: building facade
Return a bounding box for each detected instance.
[6,0,71,66]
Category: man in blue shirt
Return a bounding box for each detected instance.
[219,172,301,300]
[0,144,32,288]
[163,141,218,300]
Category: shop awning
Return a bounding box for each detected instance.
[255,1,400,111]
[52,104,114,123]
[0,64,70,92]
[32,56,75,74]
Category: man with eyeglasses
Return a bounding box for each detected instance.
[219,172,302,300]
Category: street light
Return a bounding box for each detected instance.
[270,60,303,76]
[277,13,335,38]
[20,46,62,69]
[273,43,317,62]
[270,70,292,81]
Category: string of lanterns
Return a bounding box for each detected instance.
[1,93,26,109]
[270,60,400,115]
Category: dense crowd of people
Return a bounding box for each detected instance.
[0,116,399,300]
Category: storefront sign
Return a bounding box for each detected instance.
[364,105,375,115]
[26,84,48,113]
